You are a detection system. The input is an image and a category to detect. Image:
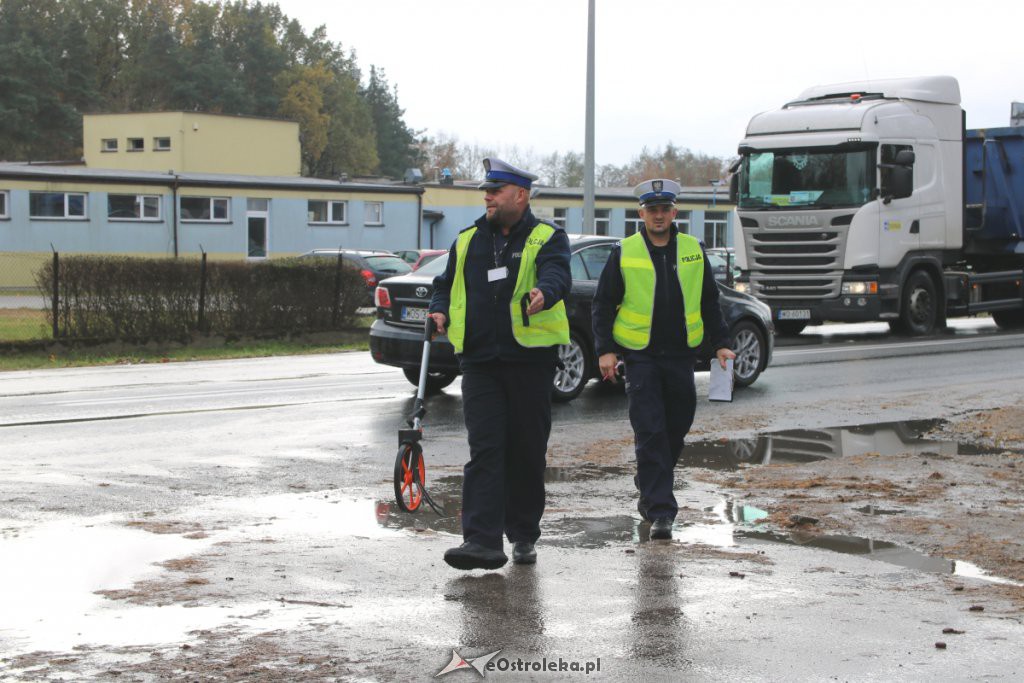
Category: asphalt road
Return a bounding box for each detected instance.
[1,327,1023,680]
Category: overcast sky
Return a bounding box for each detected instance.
[273,0,1023,167]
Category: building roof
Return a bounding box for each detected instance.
[0,163,423,195]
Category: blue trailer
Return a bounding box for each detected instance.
[949,127,1024,326]
[965,127,1024,251]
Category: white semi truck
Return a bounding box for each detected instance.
[729,75,1024,335]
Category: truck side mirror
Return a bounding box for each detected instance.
[894,149,915,165]
[890,166,913,200]
[727,157,742,203]
[880,149,915,203]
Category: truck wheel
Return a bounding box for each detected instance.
[402,367,458,392]
[897,271,937,336]
[992,309,1024,329]
[775,320,807,336]
[730,320,765,387]
[552,330,591,402]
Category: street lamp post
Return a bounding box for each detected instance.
[583,0,595,234]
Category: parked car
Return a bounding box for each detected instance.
[299,249,412,305]
[411,249,447,270]
[393,249,448,270]
[369,235,774,401]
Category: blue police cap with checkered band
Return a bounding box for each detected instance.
[634,178,682,206]
[478,158,539,190]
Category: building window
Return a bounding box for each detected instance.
[180,196,229,221]
[108,194,161,221]
[552,207,568,229]
[0,191,8,218]
[703,211,728,248]
[365,201,383,225]
[594,208,610,236]
[127,138,144,152]
[153,137,171,151]
[308,200,347,224]
[674,209,691,234]
[625,209,643,236]
[101,139,118,153]
[29,191,87,219]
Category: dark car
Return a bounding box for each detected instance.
[299,248,412,305]
[369,235,774,401]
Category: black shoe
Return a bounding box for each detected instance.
[444,542,508,570]
[512,542,537,565]
[650,518,673,540]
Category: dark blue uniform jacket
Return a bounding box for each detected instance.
[592,227,729,358]
[430,207,571,366]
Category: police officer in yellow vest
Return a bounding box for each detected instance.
[592,179,736,540]
[428,158,571,570]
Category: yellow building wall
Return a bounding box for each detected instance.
[422,185,482,208]
[84,112,301,177]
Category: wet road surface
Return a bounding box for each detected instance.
[2,333,1024,680]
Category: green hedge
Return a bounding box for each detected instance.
[35,255,367,340]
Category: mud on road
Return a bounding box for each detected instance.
[696,405,1024,602]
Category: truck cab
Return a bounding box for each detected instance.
[731,76,965,334]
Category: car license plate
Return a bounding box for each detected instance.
[402,306,429,322]
[777,309,811,320]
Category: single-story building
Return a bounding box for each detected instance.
[420,181,735,250]
[1,110,735,287]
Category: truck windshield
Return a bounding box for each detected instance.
[739,146,875,209]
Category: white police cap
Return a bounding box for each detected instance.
[633,178,682,206]
[478,157,539,190]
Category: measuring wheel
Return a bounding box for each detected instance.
[393,441,426,512]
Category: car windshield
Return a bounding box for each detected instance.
[739,144,875,209]
[415,253,449,276]
[364,255,412,275]
[707,252,727,269]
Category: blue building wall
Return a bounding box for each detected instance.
[0,183,421,259]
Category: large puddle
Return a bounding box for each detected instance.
[377,419,1022,586]
[679,418,1003,470]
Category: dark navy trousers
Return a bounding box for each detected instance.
[624,353,697,521]
[460,361,555,550]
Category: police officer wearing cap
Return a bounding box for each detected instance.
[592,179,736,540]
[429,158,571,570]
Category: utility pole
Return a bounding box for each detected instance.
[583,0,596,234]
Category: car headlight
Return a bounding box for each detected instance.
[840,281,877,295]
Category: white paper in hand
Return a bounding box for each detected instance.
[708,358,734,402]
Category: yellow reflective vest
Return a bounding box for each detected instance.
[612,232,705,350]
[448,223,570,354]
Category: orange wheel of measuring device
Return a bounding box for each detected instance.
[393,442,425,512]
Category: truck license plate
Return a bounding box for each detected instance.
[402,306,429,322]
[778,309,811,320]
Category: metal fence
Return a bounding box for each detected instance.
[0,251,51,343]
[1,250,368,344]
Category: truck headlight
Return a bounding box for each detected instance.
[841,281,877,295]
[733,281,750,294]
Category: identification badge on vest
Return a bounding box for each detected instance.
[487,266,509,282]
